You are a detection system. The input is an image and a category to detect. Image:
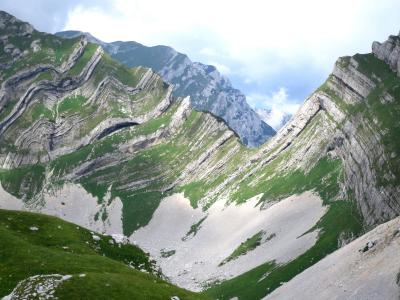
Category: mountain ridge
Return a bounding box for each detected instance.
[56,30,276,147]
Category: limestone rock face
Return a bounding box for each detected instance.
[55,30,276,147]
[329,57,376,103]
[372,33,400,74]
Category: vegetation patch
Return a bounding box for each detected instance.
[160,249,176,258]
[182,216,207,241]
[0,209,206,300]
[68,43,98,76]
[233,156,343,206]
[219,230,275,266]
[0,164,46,200]
[58,95,88,114]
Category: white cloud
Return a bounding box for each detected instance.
[61,0,400,84]
[208,61,231,75]
[199,47,218,57]
[248,88,300,130]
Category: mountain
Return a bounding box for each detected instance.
[255,108,292,131]
[55,30,275,147]
[0,10,400,300]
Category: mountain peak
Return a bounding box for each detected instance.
[0,10,34,37]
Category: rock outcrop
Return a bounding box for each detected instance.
[372,32,400,74]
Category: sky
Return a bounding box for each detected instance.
[2,0,400,127]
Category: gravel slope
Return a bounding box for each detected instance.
[265,216,400,300]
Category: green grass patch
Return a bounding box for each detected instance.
[219,230,267,266]
[58,95,88,114]
[233,157,343,205]
[0,209,206,300]
[119,191,164,236]
[182,216,207,241]
[50,145,92,177]
[179,181,208,208]
[0,164,45,200]
[68,43,98,76]
[33,70,53,83]
[354,53,394,81]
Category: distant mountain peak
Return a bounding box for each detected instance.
[256,108,292,131]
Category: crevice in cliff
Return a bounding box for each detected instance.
[96,121,139,140]
[329,74,366,101]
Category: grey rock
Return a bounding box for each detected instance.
[328,57,375,104]
[0,10,34,37]
[31,39,41,52]
[372,33,400,75]
[4,43,14,53]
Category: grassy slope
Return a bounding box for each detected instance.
[78,108,237,235]
[0,209,207,300]
[204,154,363,299]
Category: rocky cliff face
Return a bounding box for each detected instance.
[372,32,400,74]
[56,30,275,147]
[324,49,400,226]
